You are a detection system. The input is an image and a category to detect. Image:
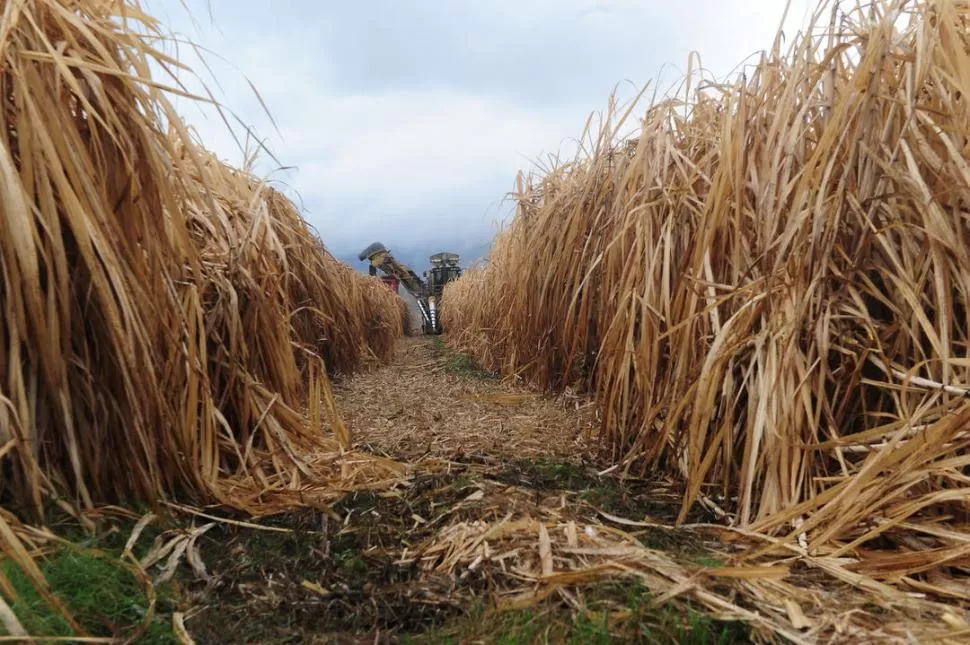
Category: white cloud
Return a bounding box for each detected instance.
[142,0,822,264]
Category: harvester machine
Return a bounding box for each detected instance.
[358,242,462,334]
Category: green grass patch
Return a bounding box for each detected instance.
[1,544,179,642]
[432,337,496,379]
[333,548,368,574]
[691,554,726,569]
[495,458,597,490]
[409,582,750,644]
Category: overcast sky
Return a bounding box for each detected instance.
[143,0,817,270]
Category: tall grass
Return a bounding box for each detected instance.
[0,0,405,520]
[444,0,970,584]
[0,3,409,633]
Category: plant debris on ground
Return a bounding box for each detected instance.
[5,338,968,643]
[171,338,761,643]
[167,339,970,642]
[337,338,597,463]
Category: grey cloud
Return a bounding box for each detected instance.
[162,0,678,106]
[145,0,815,269]
[310,2,669,105]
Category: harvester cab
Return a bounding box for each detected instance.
[358,242,462,335]
[426,252,461,299]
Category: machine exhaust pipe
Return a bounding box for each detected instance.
[428,296,438,334]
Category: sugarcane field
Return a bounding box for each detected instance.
[5,0,970,642]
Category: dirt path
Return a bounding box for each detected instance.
[337,336,596,463]
[183,338,748,644]
[24,337,954,643]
